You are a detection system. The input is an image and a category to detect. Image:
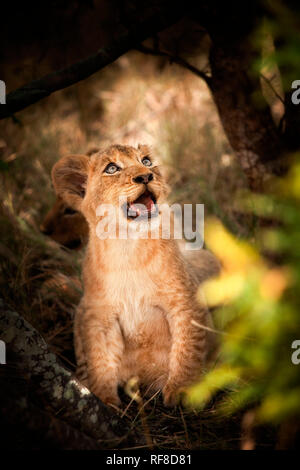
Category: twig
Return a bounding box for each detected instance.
[260,73,285,104]
[191,319,255,341]
[191,319,228,335]
[135,44,212,87]
[179,405,191,448]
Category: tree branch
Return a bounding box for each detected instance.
[0,2,188,120]
[1,391,103,449]
[135,44,212,86]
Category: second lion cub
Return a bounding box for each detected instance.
[52,144,217,407]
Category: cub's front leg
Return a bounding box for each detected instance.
[74,303,124,406]
[162,292,207,407]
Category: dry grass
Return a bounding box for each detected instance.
[0,51,261,449]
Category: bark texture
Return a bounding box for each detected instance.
[0,299,140,449]
[208,40,283,190]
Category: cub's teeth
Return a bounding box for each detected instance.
[128,207,136,216]
[128,205,141,217]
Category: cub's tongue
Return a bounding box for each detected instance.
[135,192,154,210]
[128,191,155,216]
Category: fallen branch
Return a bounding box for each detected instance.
[1,390,102,450]
[0,299,140,449]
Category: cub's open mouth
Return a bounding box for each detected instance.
[126,190,158,220]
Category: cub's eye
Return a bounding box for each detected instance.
[63,207,77,215]
[142,157,152,167]
[104,163,120,174]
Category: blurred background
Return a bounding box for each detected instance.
[0,0,299,450]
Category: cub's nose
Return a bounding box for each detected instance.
[133,173,153,184]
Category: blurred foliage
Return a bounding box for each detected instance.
[188,157,300,429]
[264,0,300,91]
[251,1,300,92]
[186,2,300,439]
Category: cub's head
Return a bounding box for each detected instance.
[40,196,88,249]
[51,144,169,229]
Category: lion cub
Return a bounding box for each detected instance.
[52,144,215,407]
[40,195,89,249]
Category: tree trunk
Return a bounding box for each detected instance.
[208,40,284,190]
[191,2,291,190]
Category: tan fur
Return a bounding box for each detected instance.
[52,144,219,407]
[40,147,99,249]
[40,198,220,284]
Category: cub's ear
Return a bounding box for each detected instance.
[51,154,90,210]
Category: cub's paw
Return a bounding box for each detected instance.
[91,387,121,407]
[162,384,180,407]
[100,393,121,408]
